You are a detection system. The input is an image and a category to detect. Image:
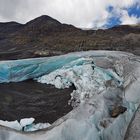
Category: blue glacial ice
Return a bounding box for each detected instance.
[0,51,130,83]
[0,51,140,140]
[0,55,79,83]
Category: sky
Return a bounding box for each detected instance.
[0,0,140,29]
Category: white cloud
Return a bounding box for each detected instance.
[0,0,140,28]
[120,10,140,25]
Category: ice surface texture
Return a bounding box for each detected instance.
[0,51,140,140]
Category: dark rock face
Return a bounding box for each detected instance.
[0,15,139,60]
[0,22,22,35]
[0,80,74,123]
[110,106,127,118]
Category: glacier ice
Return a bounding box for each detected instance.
[0,118,51,132]
[0,120,22,131]
[0,51,131,83]
[20,118,35,128]
[0,51,140,140]
[0,55,79,83]
[37,57,123,106]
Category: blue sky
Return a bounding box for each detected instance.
[105,4,140,28]
[0,0,140,29]
[128,5,140,18]
[105,6,121,28]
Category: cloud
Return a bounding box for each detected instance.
[0,0,140,28]
[120,10,140,25]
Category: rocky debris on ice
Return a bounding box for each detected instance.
[110,106,127,118]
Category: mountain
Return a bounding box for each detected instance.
[0,15,140,60]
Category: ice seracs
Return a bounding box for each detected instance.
[20,118,35,128]
[37,57,123,106]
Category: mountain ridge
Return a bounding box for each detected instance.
[0,15,139,60]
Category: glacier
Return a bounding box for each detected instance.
[0,51,140,140]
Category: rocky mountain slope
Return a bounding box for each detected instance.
[0,15,140,60]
